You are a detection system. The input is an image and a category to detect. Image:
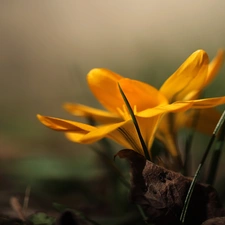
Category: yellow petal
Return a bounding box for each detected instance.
[37,114,94,132]
[87,68,124,114]
[160,50,209,102]
[67,115,162,156]
[156,114,180,157]
[66,119,145,154]
[135,115,162,151]
[156,130,179,158]
[87,68,168,114]
[205,49,225,87]
[65,133,87,142]
[118,78,168,111]
[38,113,161,156]
[137,101,192,118]
[109,116,162,156]
[79,120,129,143]
[186,96,225,108]
[181,108,222,135]
[64,103,121,124]
[98,120,144,154]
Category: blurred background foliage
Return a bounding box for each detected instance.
[1,0,225,220]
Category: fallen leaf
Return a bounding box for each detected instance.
[201,217,225,225]
[116,149,225,225]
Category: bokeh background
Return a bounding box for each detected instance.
[1,0,225,217]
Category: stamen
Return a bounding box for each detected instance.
[117,107,124,118]
[117,105,131,120]
[123,104,130,120]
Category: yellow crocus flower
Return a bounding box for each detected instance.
[37,49,225,169]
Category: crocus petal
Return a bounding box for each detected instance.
[160,50,209,102]
[135,115,162,152]
[180,108,222,135]
[107,116,162,156]
[37,113,162,156]
[64,103,121,124]
[37,114,137,150]
[185,96,225,108]
[87,68,168,114]
[156,112,181,157]
[37,114,94,132]
[66,119,145,154]
[118,78,168,110]
[65,133,87,142]
[156,129,178,157]
[67,115,162,156]
[79,120,130,143]
[103,121,143,153]
[87,68,124,114]
[136,101,192,118]
[205,49,225,87]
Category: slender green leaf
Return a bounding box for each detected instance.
[207,122,225,185]
[118,83,151,161]
[180,109,225,224]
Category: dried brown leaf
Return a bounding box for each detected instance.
[201,217,225,225]
[116,149,225,225]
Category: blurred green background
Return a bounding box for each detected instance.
[1,0,225,218]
